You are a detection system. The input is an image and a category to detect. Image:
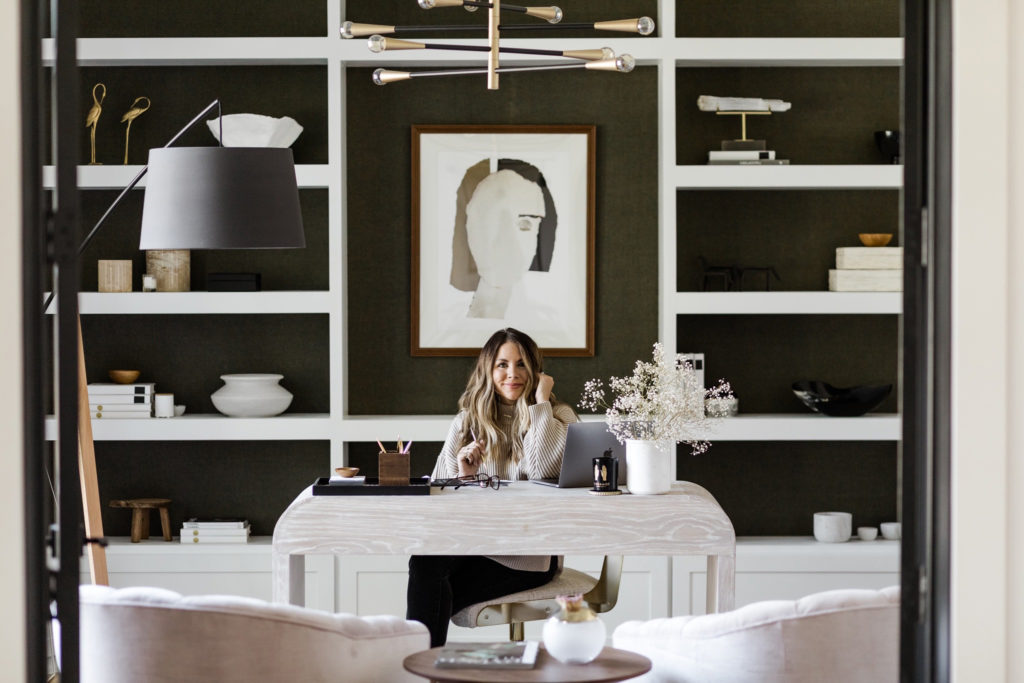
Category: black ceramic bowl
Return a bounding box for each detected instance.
[791,381,893,417]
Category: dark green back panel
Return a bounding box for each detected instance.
[676,0,900,38]
[677,67,900,165]
[345,66,660,414]
[80,1,326,37]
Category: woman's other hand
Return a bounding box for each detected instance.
[457,441,484,477]
[535,372,554,404]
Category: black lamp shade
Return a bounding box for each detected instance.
[139,147,306,250]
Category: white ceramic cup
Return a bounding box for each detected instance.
[155,393,174,418]
[813,511,853,543]
[174,404,186,417]
[880,522,902,540]
[857,526,879,541]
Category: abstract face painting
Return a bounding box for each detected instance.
[413,126,594,356]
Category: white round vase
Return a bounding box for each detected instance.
[210,373,293,417]
[625,439,673,495]
[542,615,606,664]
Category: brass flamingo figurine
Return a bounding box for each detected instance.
[120,96,151,164]
[85,83,106,165]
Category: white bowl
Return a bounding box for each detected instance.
[880,522,901,540]
[206,114,303,148]
[813,511,852,543]
[211,373,293,417]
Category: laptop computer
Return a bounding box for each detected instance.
[532,421,625,488]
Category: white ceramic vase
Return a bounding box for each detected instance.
[625,439,673,495]
[542,614,606,664]
[210,373,293,417]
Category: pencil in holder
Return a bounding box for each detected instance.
[378,450,410,486]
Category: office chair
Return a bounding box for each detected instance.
[452,555,623,641]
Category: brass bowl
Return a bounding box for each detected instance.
[858,233,893,247]
[108,369,141,384]
[334,466,360,478]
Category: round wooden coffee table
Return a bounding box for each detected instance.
[404,645,651,682]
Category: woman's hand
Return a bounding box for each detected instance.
[457,441,484,477]
[535,372,554,404]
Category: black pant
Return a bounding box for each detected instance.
[407,555,559,647]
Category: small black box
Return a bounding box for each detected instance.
[207,272,261,292]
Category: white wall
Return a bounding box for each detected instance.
[951,0,1019,680]
[0,3,26,681]
[1007,0,1024,678]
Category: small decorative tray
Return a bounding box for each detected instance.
[311,476,431,496]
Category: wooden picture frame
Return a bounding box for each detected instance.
[411,124,596,357]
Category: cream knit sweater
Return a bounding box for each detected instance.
[431,400,577,572]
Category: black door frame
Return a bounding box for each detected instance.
[901,0,952,681]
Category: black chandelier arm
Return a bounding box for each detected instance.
[342,17,654,37]
[370,36,612,61]
[372,54,634,84]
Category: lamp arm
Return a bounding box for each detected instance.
[42,99,223,312]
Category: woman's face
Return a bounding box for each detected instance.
[465,170,545,288]
[491,341,530,402]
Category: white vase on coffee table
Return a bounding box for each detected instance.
[625,439,673,495]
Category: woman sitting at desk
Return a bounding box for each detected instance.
[407,327,577,646]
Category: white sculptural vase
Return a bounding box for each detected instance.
[625,439,673,495]
[210,373,293,417]
[542,608,606,664]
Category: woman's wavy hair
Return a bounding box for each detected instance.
[458,327,548,463]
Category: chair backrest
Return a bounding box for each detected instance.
[79,585,429,683]
[613,586,899,683]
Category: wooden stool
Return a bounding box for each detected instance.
[109,498,172,543]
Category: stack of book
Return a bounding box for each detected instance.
[708,141,789,165]
[87,382,155,419]
[828,247,903,291]
[179,517,250,544]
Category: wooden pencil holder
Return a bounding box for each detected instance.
[378,451,410,486]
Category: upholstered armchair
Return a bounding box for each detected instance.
[612,586,899,683]
[79,585,430,682]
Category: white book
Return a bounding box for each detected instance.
[835,247,903,270]
[180,527,250,537]
[828,269,903,292]
[89,402,152,413]
[91,411,153,419]
[85,393,152,405]
[182,517,248,528]
[87,382,156,395]
[708,149,775,161]
[179,535,249,544]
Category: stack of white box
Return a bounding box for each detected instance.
[828,247,903,291]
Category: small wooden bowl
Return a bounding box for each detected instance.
[858,233,893,247]
[334,466,360,478]
[108,369,140,384]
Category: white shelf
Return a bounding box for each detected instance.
[671,291,902,315]
[334,413,900,443]
[45,413,332,441]
[673,164,903,189]
[43,36,902,68]
[43,164,331,189]
[734,535,900,560]
[47,291,332,315]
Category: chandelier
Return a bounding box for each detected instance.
[341,1,655,89]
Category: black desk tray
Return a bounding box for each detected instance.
[311,476,431,496]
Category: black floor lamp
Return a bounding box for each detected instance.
[39,85,305,679]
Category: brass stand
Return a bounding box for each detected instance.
[716,110,772,141]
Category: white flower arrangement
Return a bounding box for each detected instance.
[578,343,733,454]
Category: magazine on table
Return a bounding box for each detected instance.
[434,641,539,669]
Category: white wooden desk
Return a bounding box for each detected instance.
[272,481,736,613]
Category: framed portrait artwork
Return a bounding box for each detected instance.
[411,124,595,356]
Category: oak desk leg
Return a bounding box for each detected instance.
[705,554,736,613]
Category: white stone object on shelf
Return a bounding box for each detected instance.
[835,247,903,270]
[206,114,303,148]
[210,373,293,417]
[828,269,903,292]
[697,95,792,112]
